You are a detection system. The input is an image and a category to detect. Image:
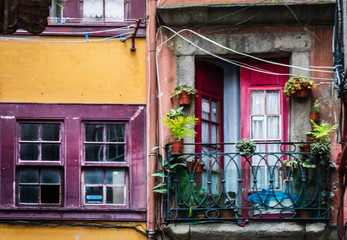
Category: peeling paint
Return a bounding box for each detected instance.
[131,106,144,120]
[72,117,80,120]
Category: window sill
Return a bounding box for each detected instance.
[14,22,146,37]
[0,208,146,221]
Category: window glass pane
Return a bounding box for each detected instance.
[20,124,38,141]
[211,100,218,122]
[202,122,210,143]
[83,0,103,21]
[85,124,104,142]
[20,169,39,183]
[42,124,60,141]
[267,116,280,139]
[266,91,280,114]
[19,186,39,203]
[251,116,264,140]
[85,186,103,204]
[251,91,264,115]
[40,168,60,184]
[20,143,39,161]
[42,144,60,161]
[85,168,104,184]
[106,144,125,162]
[254,166,266,189]
[49,0,62,18]
[41,185,60,203]
[105,0,124,21]
[85,144,104,162]
[211,124,217,143]
[252,144,265,165]
[106,169,125,185]
[107,125,125,142]
[202,98,210,120]
[106,186,125,204]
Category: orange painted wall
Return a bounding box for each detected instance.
[0,222,147,240]
[0,37,146,104]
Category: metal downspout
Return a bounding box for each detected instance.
[146,0,157,237]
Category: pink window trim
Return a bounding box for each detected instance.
[240,59,289,143]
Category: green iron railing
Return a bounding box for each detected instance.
[165,142,331,222]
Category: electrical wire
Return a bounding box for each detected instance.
[158,26,334,75]
[0,33,133,43]
[157,26,334,81]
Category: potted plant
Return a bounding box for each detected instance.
[298,142,310,152]
[310,99,320,122]
[283,76,316,99]
[162,115,199,155]
[170,84,198,105]
[236,138,256,157]
[166,106,184,119]
[306,120,337,163]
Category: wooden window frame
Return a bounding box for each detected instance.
[0,103,146,221]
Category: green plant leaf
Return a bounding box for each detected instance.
[153,189,168,194]
[152,172,165,178]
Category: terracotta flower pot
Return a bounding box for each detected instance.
[220,209,235,219]
[295,89,309,98]
[172,140,183,155]
[310,112,319,122]
[179,92,191,105]
[299,144,310,152]
[195,162,204,173]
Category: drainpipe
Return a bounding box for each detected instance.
[146,0,157,238]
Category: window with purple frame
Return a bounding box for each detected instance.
[47,0,145,37]
[0,103,146,221]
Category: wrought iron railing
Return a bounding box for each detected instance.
[165,142,331,222]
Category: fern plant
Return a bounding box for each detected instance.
[306,120,337,142]
[162,115,199,141]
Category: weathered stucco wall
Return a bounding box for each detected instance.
[0,37,146,104]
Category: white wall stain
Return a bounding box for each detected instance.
[130,106,144,120]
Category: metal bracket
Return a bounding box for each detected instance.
[130,19,141,52]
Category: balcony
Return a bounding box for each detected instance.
[164,142,331,222]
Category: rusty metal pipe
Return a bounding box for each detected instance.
[146,0,157,237]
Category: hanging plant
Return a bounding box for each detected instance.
[170,85,198,105]
[283,76,316,99]
[236,139,256,157]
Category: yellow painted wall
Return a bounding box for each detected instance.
[0,37,146,104]
[0,222,147,240]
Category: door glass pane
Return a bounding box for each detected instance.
[85,124,104,142]
[251,116,264,140]
[106,125,125,142]
[19,186,39,203]
[202,122,210,143]
[83,0,103,21]
[20,169,39,183]
[20,143,39,160]
[267,116,280,139]
[85,144,104,161]
[211,124,217,143]
[266,91,280,114]
[106,187,125,204]
[85,187,103,204]
[251,91,264,115]
[42,144,60,161]
[106,169,125,185]
[202,98,210,120]
[85,168,104,184]
[42,124,60,141]
[106,145,125,162]
[20,124,38,141]
[211,100,218,122]
[40,168,60,184]
[252,143,265,165]
[105,0,124,21]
